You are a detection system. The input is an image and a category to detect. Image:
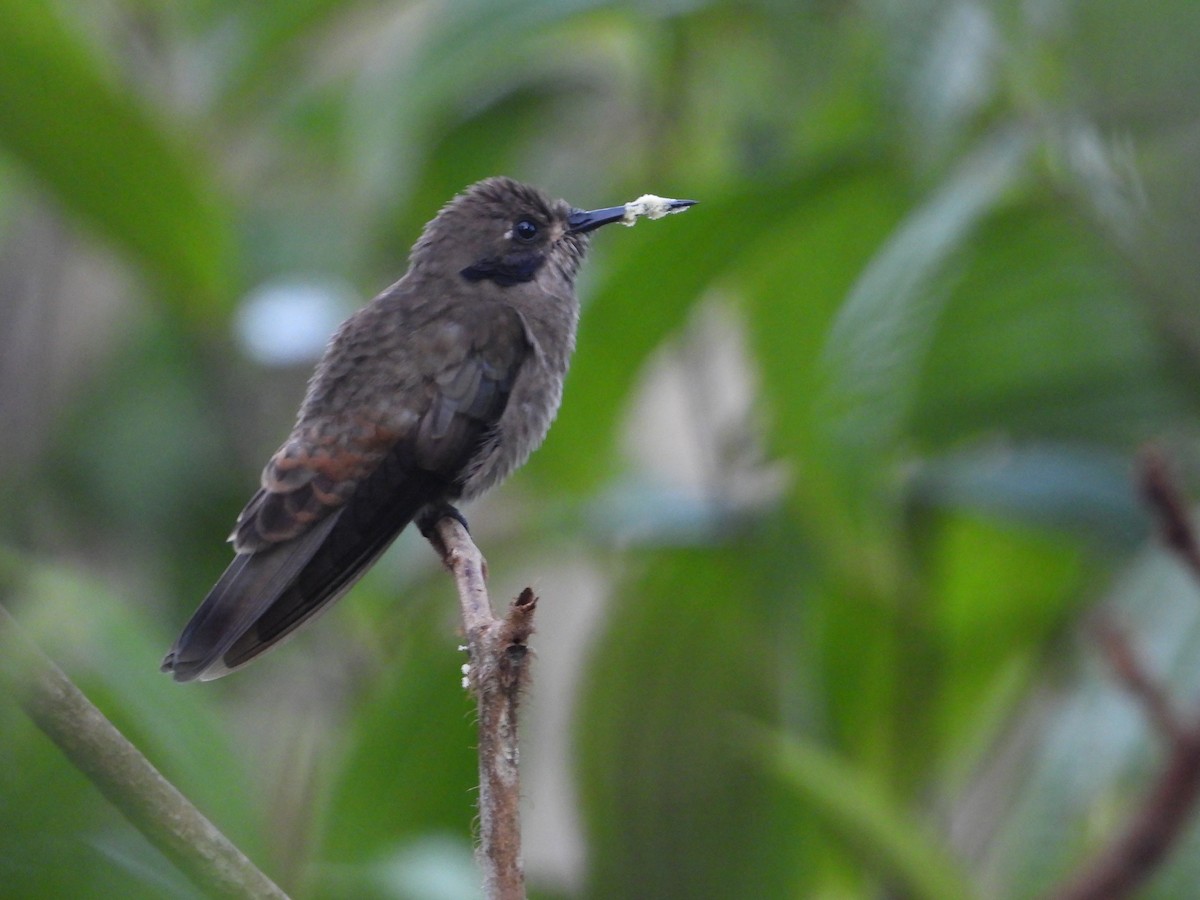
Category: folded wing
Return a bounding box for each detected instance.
[164,299,529,681]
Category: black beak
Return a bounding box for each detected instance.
[567,199,697,234]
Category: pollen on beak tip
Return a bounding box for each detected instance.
[622,194,698,225]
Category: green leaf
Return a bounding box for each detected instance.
[0,0,232,315]
[819,130,1029,457]
[752,726,974,900]
[315,585,477,879]
[736,159,911,522]
[912,200,1189,448]
[913,443,1147,548]
[576,542,812,899]
[0,558,265,897]
[923,511,1087,778]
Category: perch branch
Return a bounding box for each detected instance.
[1050,622,1200,900]
[432,516,536,900]
[0,602,289,900]
[1139,445,1200,578]
[1049,448,1200,900]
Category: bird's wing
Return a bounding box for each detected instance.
[164,299,530,681]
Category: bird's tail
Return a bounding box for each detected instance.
[163,465,448,681]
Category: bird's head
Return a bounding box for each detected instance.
[409,176,693,292]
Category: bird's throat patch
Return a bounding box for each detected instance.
[460,251,546,287]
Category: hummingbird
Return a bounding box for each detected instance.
[163,177,694,681]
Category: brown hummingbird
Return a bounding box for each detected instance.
[163,177,694,681]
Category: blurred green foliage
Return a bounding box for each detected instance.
[2,0,1200,897]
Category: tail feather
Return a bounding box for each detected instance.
[162,514,341,681]
[164,458,451,681]
[220,475,442,672]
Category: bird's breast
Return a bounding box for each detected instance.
[458,291,577,500]
[458,354,564,501]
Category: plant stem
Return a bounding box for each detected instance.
[432,516,535,900]
[0,603,289,900]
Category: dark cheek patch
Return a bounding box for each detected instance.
[460,251,546,287]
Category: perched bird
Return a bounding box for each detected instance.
[163,177,694,681]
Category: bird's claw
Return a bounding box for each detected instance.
[417,503,470,562]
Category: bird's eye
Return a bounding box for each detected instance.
[513,219,540,243]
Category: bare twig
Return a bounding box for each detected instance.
[1138,446,1200,578]
[1049,449,1200,899]
[1093,618,1184,742]
[432,516,535,900]
[0,602,289,900]
[1052,623,1200,900]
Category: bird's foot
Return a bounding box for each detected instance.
[417,503,470,561]
[417,504,488,579]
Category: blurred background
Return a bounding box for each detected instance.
[2,0,1200,897]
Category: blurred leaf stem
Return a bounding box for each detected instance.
[0,602,289,900]
[749,723,974,900]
